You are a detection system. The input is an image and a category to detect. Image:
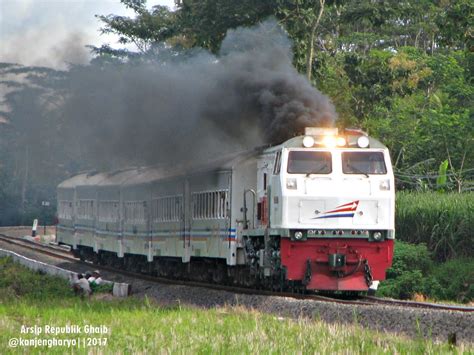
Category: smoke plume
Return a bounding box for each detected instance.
[64,20,336,168]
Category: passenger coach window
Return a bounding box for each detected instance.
[287,151,332,174]
[342,152,387,175]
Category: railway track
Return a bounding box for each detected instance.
[0,232,472,313]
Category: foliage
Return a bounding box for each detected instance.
[379,241,473,302]
[436,160,449,191]
[432,258,474,303]
[177,0,277,53]
[0,1,472,226]
[379,241,438,300]
[385,241,433,279]
[94,0,179,56]
[92,283,114,294]
[395,192,474,261]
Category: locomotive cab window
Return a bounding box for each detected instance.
[287,151,332,174]
[342,152,387,175]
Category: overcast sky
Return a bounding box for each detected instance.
[0,0,175,69]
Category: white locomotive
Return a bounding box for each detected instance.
[57,127,395,291]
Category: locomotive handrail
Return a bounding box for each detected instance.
[243,189,256,229]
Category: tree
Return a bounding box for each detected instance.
[0,64,75,224]
[177,0,277,52]
[93,0,178,58]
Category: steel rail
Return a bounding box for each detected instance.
[0,233,472,313]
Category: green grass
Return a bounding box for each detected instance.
[396,192,474,261]
[0,257,472,354]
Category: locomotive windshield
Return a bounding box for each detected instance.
[287,151,332,174]
[342,151,387,175]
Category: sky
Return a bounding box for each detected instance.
[0,0,175,69]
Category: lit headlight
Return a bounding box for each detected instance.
[373,232,383,241]
[303,136,315,148]
[379,180,390,191]
[286,178,297,189]
[337,137,347,146]
[357,136,370,148]
[322,136,337,148]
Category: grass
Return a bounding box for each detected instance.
[396,191,474,261]
[0,257,472,354]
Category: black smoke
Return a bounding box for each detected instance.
[64,19,336,168]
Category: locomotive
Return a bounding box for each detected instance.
[57,127,395,292]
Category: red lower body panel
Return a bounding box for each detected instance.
[280,238,394,291]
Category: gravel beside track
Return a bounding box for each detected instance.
[0,239,472,344]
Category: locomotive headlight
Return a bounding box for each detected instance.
[336,137,347,146]
[373,232,383,241]
[357,136,370,148]
[302,136,315,148]
[379,179,390,191]
[294,231,303,240]
[322,136,337,148]
[286,178,297,190]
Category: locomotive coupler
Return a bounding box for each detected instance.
[328,253,346,268]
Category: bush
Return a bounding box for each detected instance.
[379,241,433,299]
[386,240,433,279]
[432,258,474,303]
[396,191,474,261]
[379,241,473,302]
[379,270,424,299]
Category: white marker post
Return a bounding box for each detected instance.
[32,219,38,237]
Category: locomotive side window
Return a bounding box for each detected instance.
[287,151,332,174]
[342,152,387,175]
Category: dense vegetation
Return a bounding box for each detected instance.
[1,257,469,353]
[396,192,473,261]
[0,0,472,225]
[382,192,473,302]
[379,241,474,302]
